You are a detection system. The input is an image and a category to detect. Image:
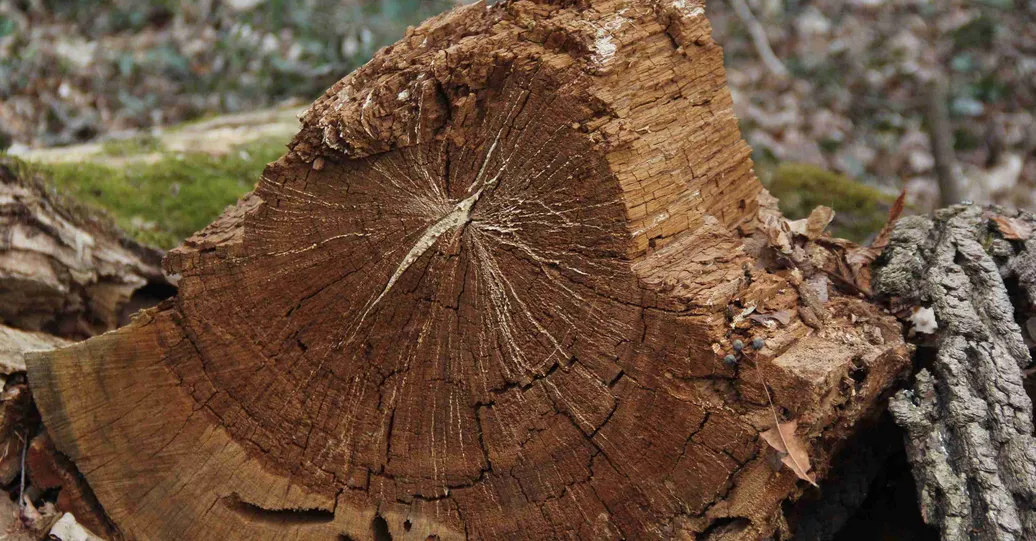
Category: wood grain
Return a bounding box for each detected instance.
[27,1,910,539]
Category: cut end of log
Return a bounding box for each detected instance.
[26,1,911,540]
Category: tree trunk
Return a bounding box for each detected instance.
[25,1,913,540]
[875,205,1036,541]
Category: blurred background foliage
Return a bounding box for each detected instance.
[708,0,1036,217]
[1,0,1035,248]
[0,0,456,146]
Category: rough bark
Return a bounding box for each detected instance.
[874,204,1036,541]
[26,1,910,540]
[0,159,168,539]
[0,159,168,338]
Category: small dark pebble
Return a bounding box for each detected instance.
[723,354,737,366]
[732,339,744,351]
[752,338,765,349]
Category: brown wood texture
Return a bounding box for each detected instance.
[0,158,167,539]
[0,160,167,339]
[26,1,910,539]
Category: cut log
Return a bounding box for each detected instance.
[26,1,910,540]
[875,205,1036,541]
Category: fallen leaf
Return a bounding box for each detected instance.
[749,310,793,327]
[806,274,829,303]
[991,215,1031,241]
[804,206,835,240]
[762,214,793,254]
[871,189,907,251]
[786,217,808,237]
[761,420,818,487]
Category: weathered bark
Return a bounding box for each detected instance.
[25,1,911,540]
[875,205,1036,541]
[0,159,168,338]
[0,160,169,539]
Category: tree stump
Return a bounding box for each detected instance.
[26,1,910,539]
[875,205,1036,541]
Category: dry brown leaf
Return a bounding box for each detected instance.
[761,420,818,487]
[991,215,1031,241]
[786,217,808,237]
[758,370,819,487]
[762,214,793,254]
[871,189,907,251]
[833,190,905,294]
[804,206,835,240]
[749,310,794,327]
[786,207,834,241]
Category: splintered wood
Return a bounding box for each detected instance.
[0,161,167,338]
[27,1,909,539]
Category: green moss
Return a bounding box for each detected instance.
[0,155,144,254]
[100,134,162,156]
[29,138,286,249]
[765,162,896,242]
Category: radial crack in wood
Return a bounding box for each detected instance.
[26,1,910,540]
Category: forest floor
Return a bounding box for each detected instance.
[2,0,1035,247]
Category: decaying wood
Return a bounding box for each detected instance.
[0,324,117,541]
[0,159,167,338]
[27,432,118,539]
[0,160,169,539]
[875,204,1036,541]
[25,1,911,540]
[783,413,903,541]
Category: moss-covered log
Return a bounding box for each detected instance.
[0,160,169,539]
[0,160,169,338]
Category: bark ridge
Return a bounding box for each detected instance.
[876,205,1036,541]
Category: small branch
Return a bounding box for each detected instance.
[925,75,964,206]
[19,431,27,508]
[729,0,789,79]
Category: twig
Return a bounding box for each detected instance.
[729,0,789,79]
[925,74,964,206]
[18,431,27,508]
